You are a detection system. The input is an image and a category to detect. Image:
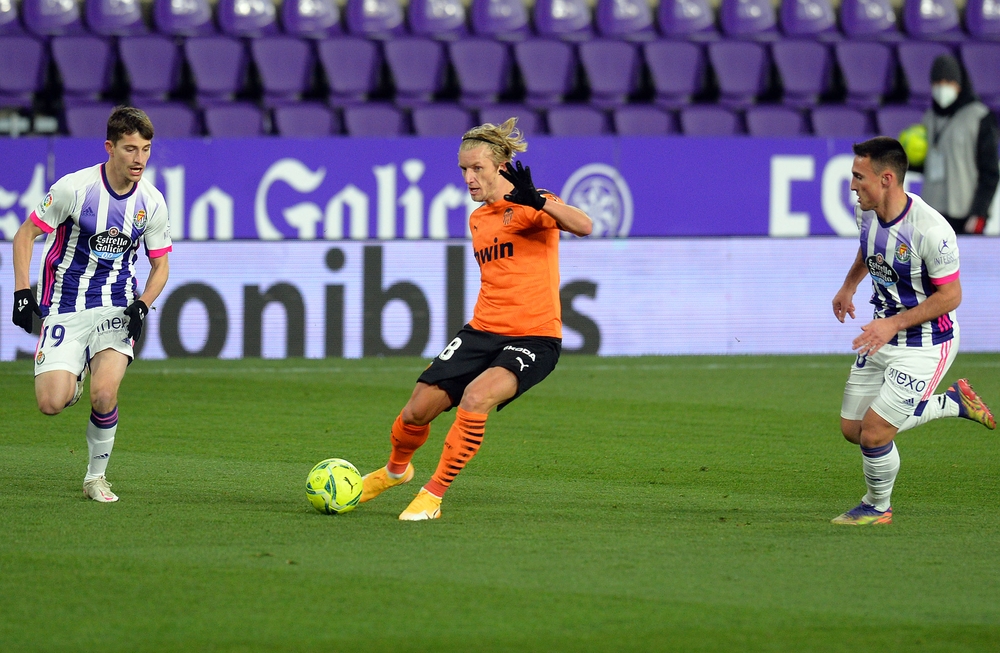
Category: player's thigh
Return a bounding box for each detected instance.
[460,367,519,413]
[488,336,561,411]
[841,351,886,421]
[417,326,498,407]
[33,311,92,409]
[869,341,957,428]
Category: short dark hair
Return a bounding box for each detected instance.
[107,106,154,144]
[852,136,908,185]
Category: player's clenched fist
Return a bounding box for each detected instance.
[12,289,41,333]
[123,300,148,341]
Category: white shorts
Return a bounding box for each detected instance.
[841,333,959,428]
[34,306,134,377]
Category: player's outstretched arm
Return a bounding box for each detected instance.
[500,161,593,237]
[833,248,866,323]
[139,253,170,308]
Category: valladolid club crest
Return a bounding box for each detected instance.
[560,164,633,238]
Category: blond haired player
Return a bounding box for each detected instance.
[360,118,593,520]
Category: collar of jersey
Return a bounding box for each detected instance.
[101,164,138,201]
[881,195,912,228]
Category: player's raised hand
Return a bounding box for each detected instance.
[123,300,148,342]
[500,161,546,211]
[12,289,41,333]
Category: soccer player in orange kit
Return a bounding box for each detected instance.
[360,117,593,520]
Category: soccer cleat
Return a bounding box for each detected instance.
[67,362,88,408]
[399,488,442,521]
[83,476,119,502]
[360,463,414,503]
[831,502,892,525]
[946,379,996,430]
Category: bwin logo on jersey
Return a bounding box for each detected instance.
[560,163,633,238]
[89,227,133,261]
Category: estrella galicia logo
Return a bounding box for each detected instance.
[134,209,147,232]
[866,253,899,287]
[560,163,633,238]
[89,226,133,261]
[894,243,911,263]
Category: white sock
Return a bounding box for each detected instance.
[85,407,118,482]
[386,466,405,479]
[861,441,899,512]
[897,393,960,434]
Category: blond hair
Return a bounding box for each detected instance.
[460,117,527,165]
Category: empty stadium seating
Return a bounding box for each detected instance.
[2,0,1000,137]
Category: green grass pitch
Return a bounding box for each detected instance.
[1,354,999,652]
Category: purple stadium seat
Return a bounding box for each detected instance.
[810,105,874,137]
[966,0,1000,41]
[153,0,214,36]
[656,0,719,41]
[470,0,529,41]
[412,104,474,135]
[834,40,896,108]
[85,0,147,36]
[719,0,778,40]
[534,0,594,42]
[64,101,116,136]
[708,40,770,108]
[514,39,578,108]
[345,0,405,39]
[119,35,181,101]
[409,0,467,39]
[594,0,655,41]
[183,36,249,103]
[343,103,408,135]
[250,36,316,106]
[0,0,21,34]
[134,101,201,137]
[772,39,833,108]
[546,105,609,135]
[840,0,903,41]
[51,35,115,103]
[876,104,924,137]
[745,105,807,136]
[961,42,1000,110]
[579,39,639,108]
[478,103,544,134]
[24,0,84,36]
[449,37,511,107]
[679,105,743,135]
[643,39,706,108]
[317,36,382,105]
[779,0,838,40]
[203,103,267,137]
[217,0,279,37]
[612,105,676,135]
[384,37,447,106]
[0,35,47,108]
[281,0,342,39]
[897,41,951,108]
[273,102,339,136]
[903,0,964,42]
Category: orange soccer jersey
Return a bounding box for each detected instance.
[467,193,564,339]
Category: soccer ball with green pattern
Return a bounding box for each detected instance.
[306,458,363,514]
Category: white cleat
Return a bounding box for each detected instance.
[83,476,119,502]
[67,362,88,408]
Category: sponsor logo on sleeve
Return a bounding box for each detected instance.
[866,253,899,286]
[934,238,957,266]
[89,226,134,260]
[37,192,53,216]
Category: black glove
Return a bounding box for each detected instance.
[12,289,41,333]
[123,300,148,341]
[500,161,546,211]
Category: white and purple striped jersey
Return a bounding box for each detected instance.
[856,192,959,348]
[29,164,172,317]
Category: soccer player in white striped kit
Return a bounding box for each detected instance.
[11,107,171,502]
[831,137,995,525]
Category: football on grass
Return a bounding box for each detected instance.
[306,458,363,514]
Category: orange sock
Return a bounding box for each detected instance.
[387,414,430,475]
[424,407,487,498]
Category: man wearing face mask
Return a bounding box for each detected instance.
[921,54,999,235]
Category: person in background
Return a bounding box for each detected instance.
[921,54,999,235]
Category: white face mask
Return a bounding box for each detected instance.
[933,83,959,108]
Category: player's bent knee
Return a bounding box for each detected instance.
[37,398,65,416]
[840,419,862,444]
[89,388,118,414]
